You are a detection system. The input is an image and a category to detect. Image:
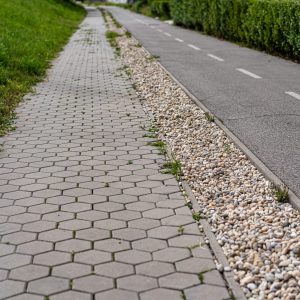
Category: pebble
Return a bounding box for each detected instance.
[106,17,300,300]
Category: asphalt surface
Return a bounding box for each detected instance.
[107,7,300,199]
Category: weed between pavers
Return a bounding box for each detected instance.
[178,225,184,234]
[147,54,160,61]
[148,140,167,155]
[162,160,182,180]
[198,269,212,284]
[192,211,202,222]
[272,184,289,202]
[204,112,215,122]
[125,31,132,38]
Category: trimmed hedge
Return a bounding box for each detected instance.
[150,0,171,19]
[170,0,300,60]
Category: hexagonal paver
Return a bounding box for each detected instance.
[61,202,91,213]
[8,213,40,224]
[132,238,167,252]
[23,220,56,233]
[125,201,155,212]
[185,284,230,299]
[140,288,183,300]
[77,210,108,221]
[56,239,91,253]
[113,228,146,241]
[0,280,25,298]
[2,231,36,245]
[59,219,91,230]
[47,195,75,205]
[168,235,204,248]
[39,229,72,242]
[9,265,49,281]
[1,205,26,216]
[0,243,15,256]
[0,253,31,269]
[16,240,53,255]
[50,290,91,300]
[176,257,216,273]
[115,250,151,265]
[123,187,150,196]
[95,289,138,300]
[157,199,186,209]
[153,247,191,262]
[73,275,113,293]
[117,274,157,292]
[94,239,130,252]
[75,250,111,265]
[63,188,91,197]
[110,194,138,204]
[78,195,107,204]
[43,211,74,222]
[34,251,71,266]
[136,261,175,277]
[143,208,174,219]
[161,215,194,226]
[95,261,134,278]
[27,277,69,295]
[94,202,124,212]
[159,272,199,289]
[76,228,110,241]
[111,210,141,221]
[148,226,179,240]
[94,219,126,230]
[52,262,91,279]
[93,187,121,196]
[128,218,160,230]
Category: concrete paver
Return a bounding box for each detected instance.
[0,7,229,299]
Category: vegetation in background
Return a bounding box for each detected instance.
[0,0,85,135]
[95,0,171,20]
[170,0,300,60]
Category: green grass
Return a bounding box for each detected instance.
[162,159,182,179]
[0,0,85,136]
[272,184,289,203]
[149,140,167,155]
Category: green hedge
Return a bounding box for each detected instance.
[170,0,300,59]
[150,0,171,19]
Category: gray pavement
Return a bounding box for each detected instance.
[106,7,300,198]
[0,7,230,300]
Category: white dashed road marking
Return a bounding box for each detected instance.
[207,54,224,62]
[188,44,201,51]
[157,29,162,32]
[164,32,172,37]
[175,38,184,43]
[236,68,262,79]
[285,91,300,100]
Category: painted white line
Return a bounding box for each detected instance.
[236,68,262,79]
[157,29,163,32]
[175,38,184,43]
[207,54,224,62]
[164,32,172,37]
[286,91,300,100]
[188,44,201,51]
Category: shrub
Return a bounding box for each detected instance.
[170,0,300,60]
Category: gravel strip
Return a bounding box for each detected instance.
[103,11,300,300]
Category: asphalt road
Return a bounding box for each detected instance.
[107,7,300,198]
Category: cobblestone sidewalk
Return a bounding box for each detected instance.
[0,7,230,300]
